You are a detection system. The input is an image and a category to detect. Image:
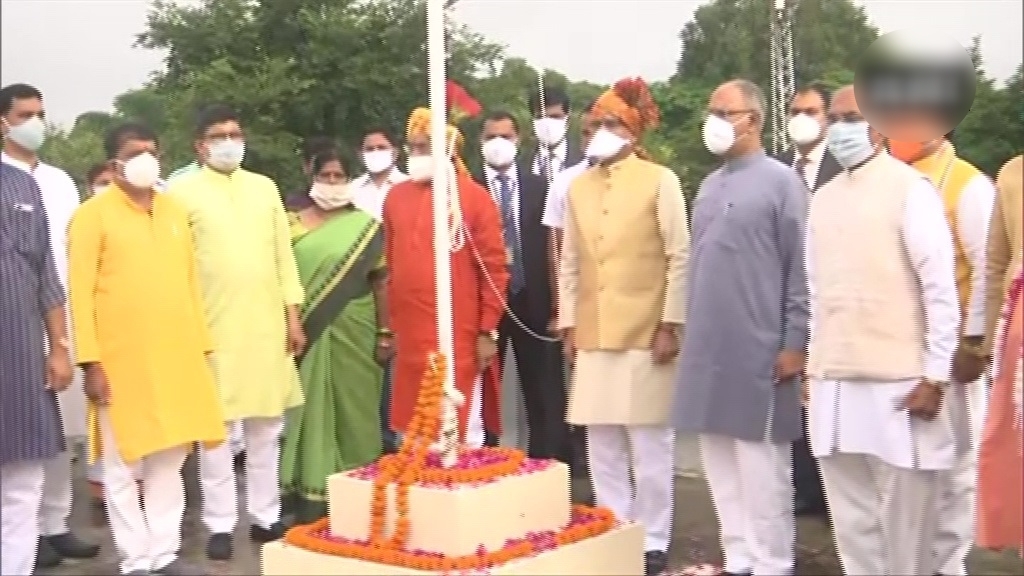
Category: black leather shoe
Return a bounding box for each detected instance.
[250,521,286,542]
[205,532,233,561]
[46,532,100,559]
[35,537,62,568]
[644,550,668,576]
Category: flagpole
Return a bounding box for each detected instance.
[427,0,456,465]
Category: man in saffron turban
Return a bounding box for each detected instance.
[383,98,507,447]
[558,77,691,576]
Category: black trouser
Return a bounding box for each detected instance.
[792,407,825,510]
[490,291,571,462]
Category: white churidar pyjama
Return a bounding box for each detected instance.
[587,424,675,552]
[199,416,284,533]
[819,452,939,575]
[1,459,46,575]
[700,433,794,575]
[40,449,73,536]
[99,409,188,574]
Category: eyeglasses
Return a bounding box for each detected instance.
[826,112,865,124]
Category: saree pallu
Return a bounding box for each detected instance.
[280,209,385,523]
[976,272,1023,553]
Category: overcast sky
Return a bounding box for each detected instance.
[2,0,1021,127]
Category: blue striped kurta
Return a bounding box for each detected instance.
[0,163,66,466]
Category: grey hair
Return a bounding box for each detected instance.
[729,78,767,123]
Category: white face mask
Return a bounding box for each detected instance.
[207,139,245,172]
[787,113,822,146]
[702,115,737,156]
[584,128,629,162]
[309,182,353,210]
[363,149,394,175]
[121,152,161,190]
[3,115,46,152]
[407,155,435,182]
[533,117,568,148]
[481,137,518,168]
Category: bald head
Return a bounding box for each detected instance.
[705,78,765,157]
[828,85,859,118]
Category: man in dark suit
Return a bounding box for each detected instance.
[528,87,583,181]
[475,110,570,465]
[774,83,841,517]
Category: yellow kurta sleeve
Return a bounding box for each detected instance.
[656,167,690,325]
[557,189,580,331]
[67,202,102,364]
[185,228,214,353]
[983,180,1010,355]
[270,182,304,305]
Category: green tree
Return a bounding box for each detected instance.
[952,37,1023,176]
[134,0,505,191]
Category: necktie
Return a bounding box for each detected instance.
[497,174,525,295]
[795,154,812,189]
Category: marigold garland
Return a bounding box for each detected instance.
[284,505,616,571]
[282,352,614,571]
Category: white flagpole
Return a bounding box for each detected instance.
[426,0,457,466]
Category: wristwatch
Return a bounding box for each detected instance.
[923,378,950,391]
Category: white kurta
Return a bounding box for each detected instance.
[350,168,408,221]
[541,160,589,229]
[1,153,85,438]
[807,178,960,469]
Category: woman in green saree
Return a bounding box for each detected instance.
[280,150,393,523]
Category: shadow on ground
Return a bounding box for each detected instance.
[39,456,1024,575]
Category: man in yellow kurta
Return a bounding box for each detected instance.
[557,77,690,576]
[68,121,225,575]
[166,104,304,561]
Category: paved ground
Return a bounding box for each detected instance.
[38,454,1024,576]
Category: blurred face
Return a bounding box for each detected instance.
[195,120,244,164]
[313,159,346,185]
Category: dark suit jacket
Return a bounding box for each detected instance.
[775,146,842,191]
[473,164,552,331]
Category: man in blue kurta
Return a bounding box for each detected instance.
[671,79,809,576]
[0,162,73,575]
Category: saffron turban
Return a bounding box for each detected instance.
[405,107,469,175]
[591,77,661,137]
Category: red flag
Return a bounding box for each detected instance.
[446,80,482,123]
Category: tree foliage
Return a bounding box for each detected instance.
[38,0,1022,200]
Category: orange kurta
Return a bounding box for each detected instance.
[383,175,508,437]
[976,274,1023,552]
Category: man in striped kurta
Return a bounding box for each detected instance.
[0,162,74,576]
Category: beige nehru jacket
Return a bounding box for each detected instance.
[983,155,1023,354]
[558,154,690,350]
[807,154,929,381]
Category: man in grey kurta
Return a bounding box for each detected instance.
[672,79,808,576]
[0,162,74,575]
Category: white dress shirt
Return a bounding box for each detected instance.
[350,168,408,221]
[531,140,568,178]
[807,178,961,470]
[952,174,996,336]
[484,164,519,232]
[541,159,589,229]
[791,140,827,189]
[1,152,79,289]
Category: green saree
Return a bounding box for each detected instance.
[280,208,384,523]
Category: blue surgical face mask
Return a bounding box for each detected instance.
[826,121,877,169]
[207,139,245,172]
